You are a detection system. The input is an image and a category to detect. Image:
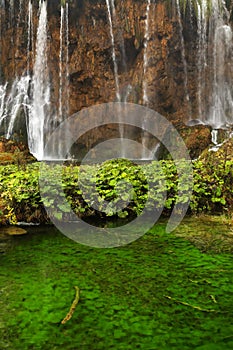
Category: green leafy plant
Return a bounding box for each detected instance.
[0,155,233,225]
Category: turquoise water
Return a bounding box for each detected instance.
[0,222,233,349]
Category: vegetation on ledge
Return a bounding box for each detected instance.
[0,150,233,225]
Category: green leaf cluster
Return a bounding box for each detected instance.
[192,156,233,214]
[0,163,45,224]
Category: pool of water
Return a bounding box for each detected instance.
[0,220,233,349]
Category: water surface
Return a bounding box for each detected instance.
[0,221,233,349]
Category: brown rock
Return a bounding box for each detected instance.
[0,141,5,153]
[0,227,27,236]
[180,125,212,159]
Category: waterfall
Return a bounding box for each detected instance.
[27,0,34,74]
[196,0,208,120]
[58,3,69,120]
[28,0,50,160]
[142,0,151,106]
[0,0,34,142]
[0,77,29,139]
[0,83,7,126]
[175,0,190,110]
[106,0,129,158]
[0,0,69,160]
[53,2,70,159]
[208,0,233,128]
[141,0,154,160]
[195,0,233,128]
[65,2,69,116]
[59,5,64,119]
[211,129,218,145]
[5,76,30,138]
[105,0,120,102]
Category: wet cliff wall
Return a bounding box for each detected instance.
[0,0,232,158]
[0,0,196,118]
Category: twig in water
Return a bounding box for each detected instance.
[164,295,220,313]
[61,286,80,324]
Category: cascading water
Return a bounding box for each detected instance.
[196,0,208,120]
[142,0,151,107]
[175,0,190,111]
[141,0,154,159]
[194,0,233,128]
[211,129,218,145]
[58,3,69,121]
[5,76,30,138]
[59,5,64,119]
[0,76,30,139]
[28,0,50,160]
[54,2,70,159]
[0,0,33,143]
[209,0,233,128]
[0,0,69,160]
[105,0,120,102]
[65,2,69,114]
[106,0,130,158]
[27,0,34,74]
[0,83,7,125]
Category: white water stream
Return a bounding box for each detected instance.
[195,0,233,128]
[105,0,120,102]
[28,0,50,159]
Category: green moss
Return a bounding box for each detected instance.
[0,222,233,349]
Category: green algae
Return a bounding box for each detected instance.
[0,220,233,350]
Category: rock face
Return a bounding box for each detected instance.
[180,125,212,159]
[0,0,231,158]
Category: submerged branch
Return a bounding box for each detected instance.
[164,295,220,313]
[61,286,80,324]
